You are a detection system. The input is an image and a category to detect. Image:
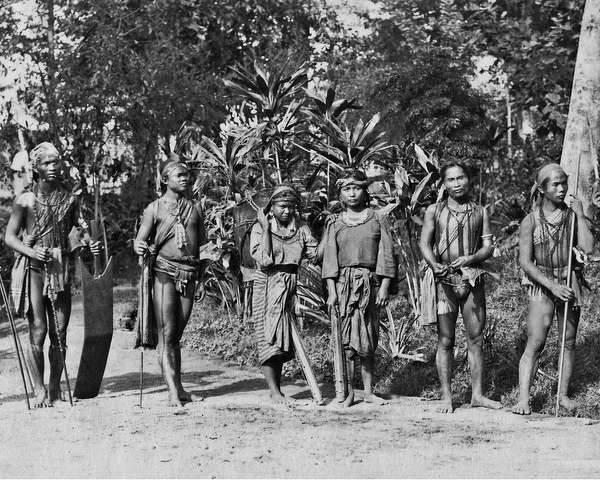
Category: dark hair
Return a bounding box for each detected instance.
[337,169,371,207]
[439,160,471,181]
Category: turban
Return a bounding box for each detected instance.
[530,163,566,202]
[29,142,59,169]
[335,177,370,190]
[161,159,189,178]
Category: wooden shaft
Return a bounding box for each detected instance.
[555,157,581,416]
[290,318,323,404]
[330,305,347,402]
[0,280,30,410]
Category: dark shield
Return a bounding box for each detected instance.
[74,257,114,399]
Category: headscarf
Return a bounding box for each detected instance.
[335,177,370,190]
[530,163,566,202]
[267,185,300,208]
[29,142,59,169]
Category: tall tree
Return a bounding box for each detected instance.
[560,0,600,216]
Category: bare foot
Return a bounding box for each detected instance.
[269,391,291,405]
[559,396,577,413]
[49,388,68,405]
[34,389,51,408]
[511,399,531,415]
[168,391,184,407]
[436,397,454,413]
[342,391,355,408]
[178,389,193,403]
[471,395,502,410]
[364,393,389,406]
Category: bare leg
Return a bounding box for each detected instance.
[47,291,71,404]
[342,350,355,408]
[26,269,49,407]
[362,355,388,405]
[557,306,580,412]
[436,310,458,413]
[261,358,289,404]
[174,347,192,402]
[153,274,183,407]
[174,290,194,402]
[463,283,501,410]
[512,294,554,415]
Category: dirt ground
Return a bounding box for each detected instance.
[1,286,600,479]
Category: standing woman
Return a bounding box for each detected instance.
[250,185,319,403]
[322,169,395,407]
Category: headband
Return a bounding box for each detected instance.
[530,163,566,201]
[268,185,299,206]
[29,142,59,169]
[335,177,369,190]
[161,160,189,178]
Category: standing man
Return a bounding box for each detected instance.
[420,161,501,413]
[5,142,101,407]
[512,164,594,415]
[134,155,206,407]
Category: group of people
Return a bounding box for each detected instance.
[5,141,597,416]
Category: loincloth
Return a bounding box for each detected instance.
[522,265,583,307]
[154,255,199,294]
[29,248,72,300]
[436,267,486,315]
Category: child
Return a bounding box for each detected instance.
[321,169,395,407]
[512,163,594,415]
[5,142,101,407]
[134,156,206,407]
[250,185,320,403]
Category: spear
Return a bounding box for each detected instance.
[555,153,581,416]
[0,278,30,409]
[45,265,73,407]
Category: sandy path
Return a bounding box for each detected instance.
[1,288,600,478]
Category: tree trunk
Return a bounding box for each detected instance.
[560,0,600,218]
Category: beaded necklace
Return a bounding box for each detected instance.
[33,184,69,248]
[163,198,188,250]
[444,200,473,257]
[537,202,569,270]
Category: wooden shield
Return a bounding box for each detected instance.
[74,257,114,399]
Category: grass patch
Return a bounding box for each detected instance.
[182,255,600,417]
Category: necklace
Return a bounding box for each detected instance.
[163,198,188,250]
[538,203,569,269]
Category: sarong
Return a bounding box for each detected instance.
[252,266,297,365]
[336,266,379,358]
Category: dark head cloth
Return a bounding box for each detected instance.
[335,177,370,190]
[269,185,299,205]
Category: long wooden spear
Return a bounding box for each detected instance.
[555,153,581,416]
[0,278,30,409]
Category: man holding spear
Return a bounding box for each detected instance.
[512,164,594,415]
[134,155,206,407]
[5,142,102,407]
